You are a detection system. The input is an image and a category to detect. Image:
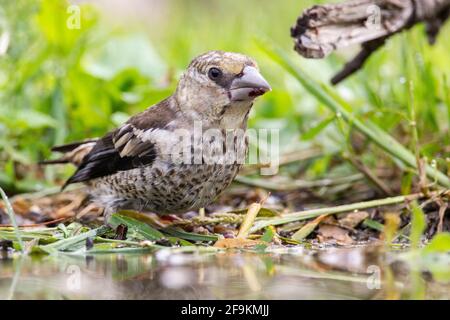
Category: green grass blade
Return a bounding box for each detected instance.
[41,225,110,252]
[362,219,384,232]
[423,232,450,254]
[109,213,165,241]
[410,202,426,249]
[162,226,219,242]
[0,186,24,252]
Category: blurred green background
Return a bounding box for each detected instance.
[0,0,449,194]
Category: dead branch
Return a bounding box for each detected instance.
[291,0,450,84]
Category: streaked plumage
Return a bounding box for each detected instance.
[43,51,271,220]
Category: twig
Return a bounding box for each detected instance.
[249,191,440,233]
[237,202,262,238]
[437,199,448,233]
[331,37,387,85]
[291,0,450,84]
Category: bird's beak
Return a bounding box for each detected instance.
[230,66,271,101]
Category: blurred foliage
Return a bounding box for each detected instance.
[0,0,449,194]
[0,0,173,191]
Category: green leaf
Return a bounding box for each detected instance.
[0,186,23,251]
[423,233,450,254]
[11,110,57,129]
[255,227,275,252]
[421,233,450,283]
[82,34,166,80]
[260,227,275,243]
[166,236,194,246]
[363,219,384,232]
[410,202,426,249]
[291,214,327,241]
[109,213,164,241]
[301,116,335,141]
[230,207,279,217]
[41,225,110,252]
[162,226,218,242]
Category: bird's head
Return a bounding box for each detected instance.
[176,51,271,127]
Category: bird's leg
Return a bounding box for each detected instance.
[102,199,128,225]
[102,205,117,226]
[138,199,150,213]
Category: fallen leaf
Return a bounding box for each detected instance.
[291,214,328,241]
[339,211,369,228]
[317,225,354,245]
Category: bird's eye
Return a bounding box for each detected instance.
[208,67,222,80]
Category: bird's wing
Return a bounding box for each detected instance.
[63,97,178,187]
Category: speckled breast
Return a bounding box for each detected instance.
[92,161,242,214]
[91,125,250,214]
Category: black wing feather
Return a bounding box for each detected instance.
[63,132,156,188]
[62,96,177,188]
[51,139,98,153]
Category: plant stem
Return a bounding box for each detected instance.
[250,192,426,233]
[0,186,24,252]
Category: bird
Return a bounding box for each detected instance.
[42,50,271,221]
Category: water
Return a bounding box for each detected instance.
[0,246,448,299]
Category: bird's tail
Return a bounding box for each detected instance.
[40,139,98,167]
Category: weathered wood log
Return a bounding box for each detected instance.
[291,0,450,84]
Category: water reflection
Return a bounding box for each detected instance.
[0,246,448,299]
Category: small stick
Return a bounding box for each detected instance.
[291,0,450,84]
[250,191,443,233]
[331,38,387,85]
[237,194,270,238]
[437,200,448,233]
[237,203,262,239]
[199,207,205,218]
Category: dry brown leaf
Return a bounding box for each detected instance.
[317,225,354,245]
[338,211,369,228]
[11,198,30,215]
[291,214,329,241]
